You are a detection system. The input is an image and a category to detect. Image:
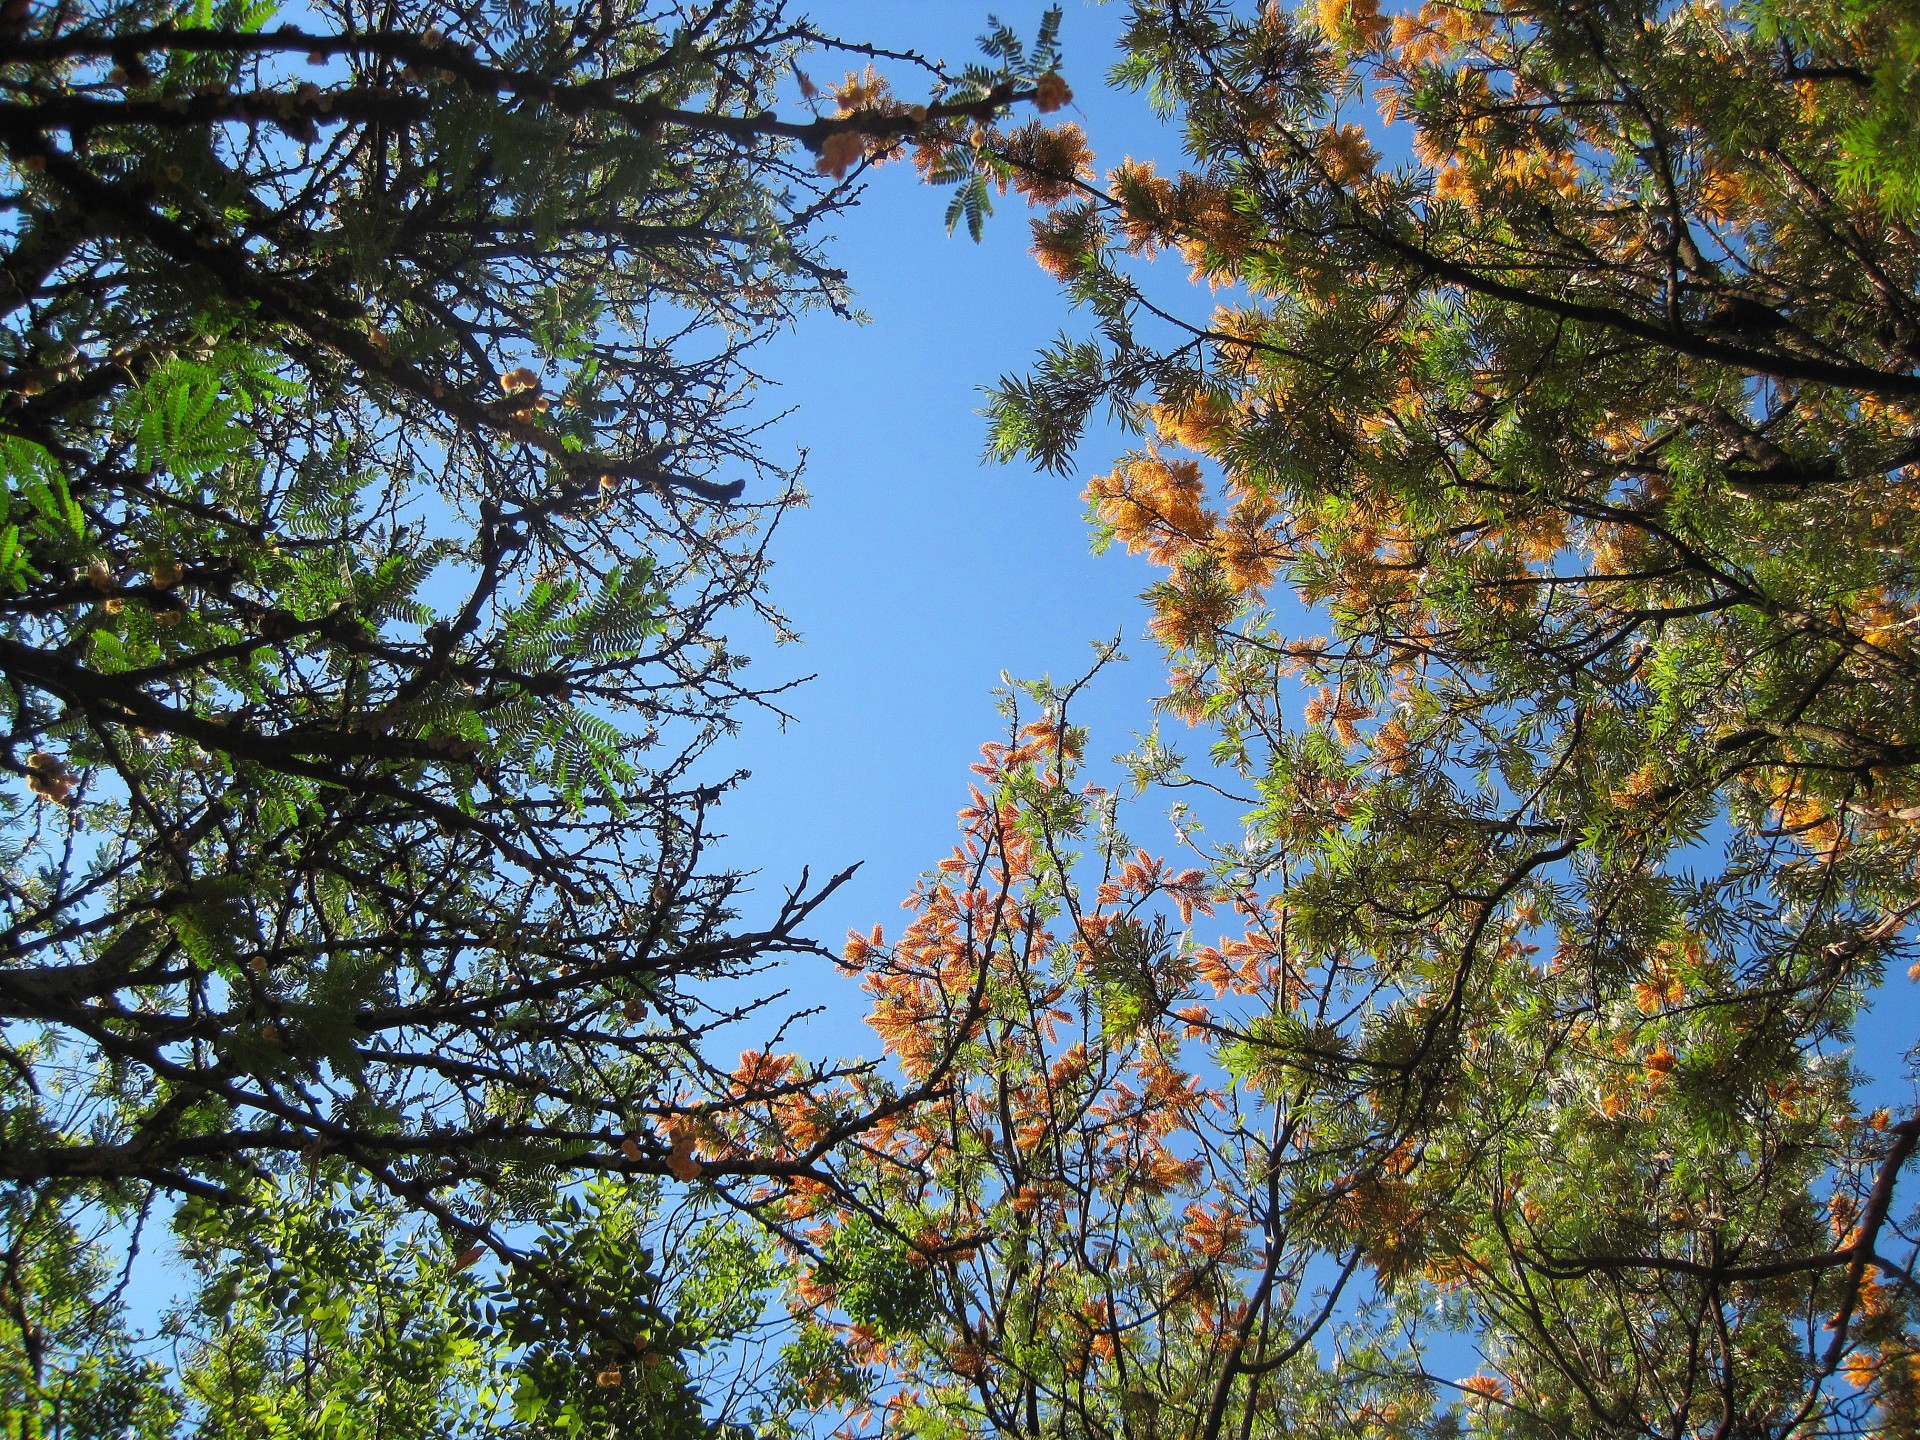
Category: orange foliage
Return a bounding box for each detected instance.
[1003,121,1094,206]
[1317,0,1390,49]
[1086,452,1215,565]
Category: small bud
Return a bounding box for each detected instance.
[29,770,73,803]
[1033,72,1072,114]
[814,128,866,180]
[665,1125,702,1182]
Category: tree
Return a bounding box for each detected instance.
[0,0,1080,1427]
[166,1177,792,1440]
[0,1181,181,1438]
[2,1165,800,1438]
[807,680,1918,1440]
[791,1,1920,1438]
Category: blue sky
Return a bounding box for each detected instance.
[707,1,1178,1049]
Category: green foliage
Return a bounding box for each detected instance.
[481,1184,709,1438]
[1763,0,1920,218]
[162,1177,789,1440]
[0,1187,181,1440]
[938,7,1068,240]
[813,1212,937,1340]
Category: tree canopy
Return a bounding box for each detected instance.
[778,1,1920,1438]
[0,0,1079,1430]
[8,0,1920,1437]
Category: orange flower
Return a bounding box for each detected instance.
[831,66,889,116]
[1370,718,1411,773]
[1213,496,1287,595]
[1005,122,1093,206]
[1844,1350,1878,1390]
[1110,159,1175,254]
[1031,214,1085,281]
[815,129,867,180]
[1697,164,1762,225]
[1317,0,1390,48]
[1085,452,1215,566]
[1319,123,1377,184]
[1633,973,1686,1013]
[1432,162,1478,208]
[663,1119,703,1181]
[732,1048,796,1093]
[1033,72,1071,114]
[1459,1374,1507,1403]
